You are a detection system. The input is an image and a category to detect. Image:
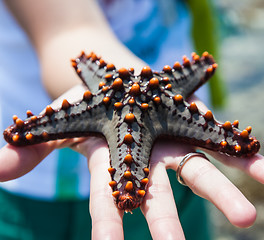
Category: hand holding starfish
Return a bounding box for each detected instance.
[1,86,264,239]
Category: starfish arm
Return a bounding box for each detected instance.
[72,52,119,93]
[3,92,109,146]
[106,104,155,211]
[72,51,217,101]
[153,52,217,99]
[163,99,260,157]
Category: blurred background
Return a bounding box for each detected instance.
[210,0,264,239]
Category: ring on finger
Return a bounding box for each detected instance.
[176,152,210,186]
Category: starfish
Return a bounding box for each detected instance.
[3,51,260,212]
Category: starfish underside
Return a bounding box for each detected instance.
[3,51,260,211]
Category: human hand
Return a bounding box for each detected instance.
[73,137,263,240]
[1,90,263,240]
[67,96,263,240]
[1,138,263,240]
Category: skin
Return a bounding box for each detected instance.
[5,0,145,99]
[2,0,264,239]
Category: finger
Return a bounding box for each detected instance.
[206,150,264,184]
[0,142,57,181]
[179,154,256,228]
[76,137,124,240]
[141,148,185,240]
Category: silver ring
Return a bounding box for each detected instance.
[176,152,210,186]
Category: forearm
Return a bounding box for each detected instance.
[5,0,145,99]
[35,25,145,100]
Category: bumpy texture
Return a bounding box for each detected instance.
[3,51,260,211]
